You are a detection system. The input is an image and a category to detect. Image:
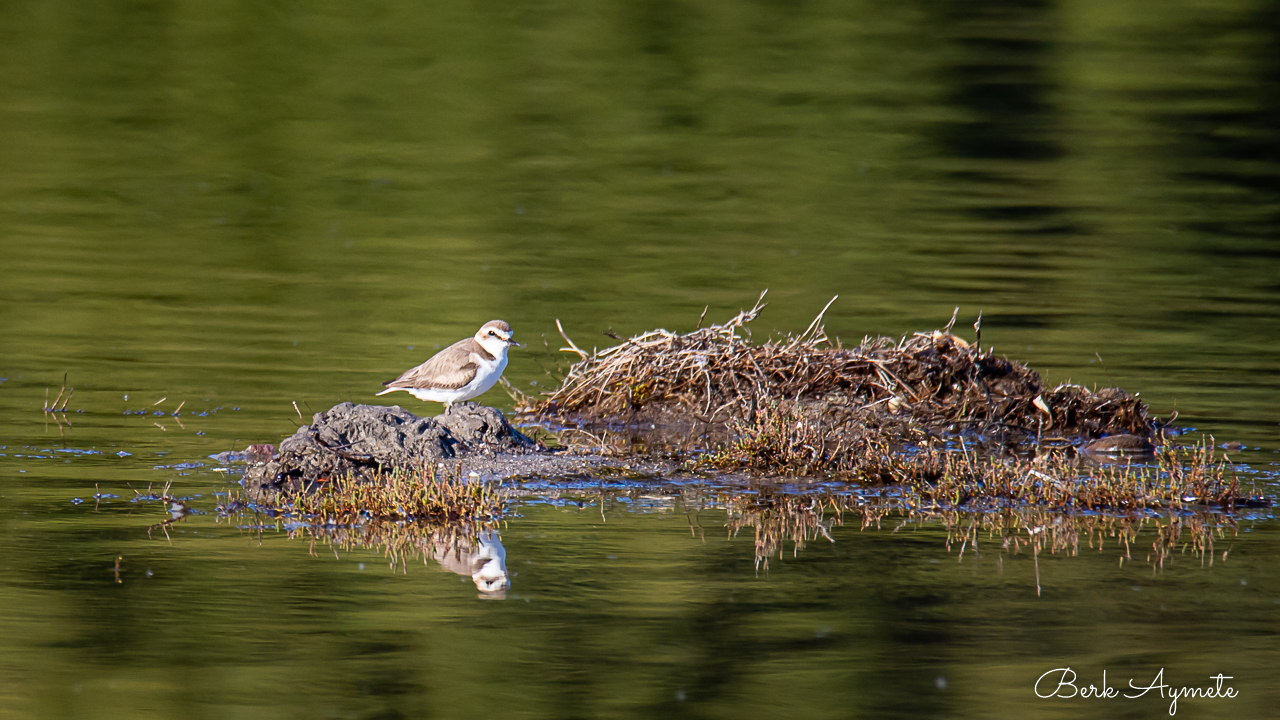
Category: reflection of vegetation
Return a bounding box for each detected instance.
[287,521,502,576]
[41,374,75,437]
[3,1,1279,715]
[723,491,853,571]
[930,507,1236,595]
[931,508,1232,573]
[132,481,193,544]
[715,487,1237,581]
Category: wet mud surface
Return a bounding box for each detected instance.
[239,401,679,502]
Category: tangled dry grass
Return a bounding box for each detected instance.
[520,292,1152,442]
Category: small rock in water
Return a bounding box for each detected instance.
[1222,441,1246,452]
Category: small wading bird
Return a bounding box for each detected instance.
[377,320,520,408]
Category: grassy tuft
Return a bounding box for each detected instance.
[702,399,845,474]
[884,436,1241,512]
[258,465,507,525]
[701,403,1250,511]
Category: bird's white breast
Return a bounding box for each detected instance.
[468,347,508,397]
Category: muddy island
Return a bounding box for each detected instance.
[237,294,1262,516]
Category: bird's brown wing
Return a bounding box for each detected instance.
[383,340,479,390]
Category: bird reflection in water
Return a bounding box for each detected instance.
[432,529,510,599]
[275,520,512,599]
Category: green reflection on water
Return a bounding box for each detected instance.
[1,497,1277,719]
[1,0,1279,716]
[2,0,1279,437]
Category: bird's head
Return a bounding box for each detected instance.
[475,319,520,354]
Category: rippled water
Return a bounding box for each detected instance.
[2,0,1280,717]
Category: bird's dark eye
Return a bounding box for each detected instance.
[489,331,496,336]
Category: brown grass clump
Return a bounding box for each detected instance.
[707,400,841,476]
[256,465,506,525]
[911,438,1239,509]
[520,292,1152,442]
[704,404,1246,510]
[864,435,1241,512]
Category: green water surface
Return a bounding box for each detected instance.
[2,0,1279,717]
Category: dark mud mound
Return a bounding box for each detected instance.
[518,294,1155,445]
[241,401,680,502]
[244,402,534,499]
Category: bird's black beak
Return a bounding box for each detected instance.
[509,339,524,348]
